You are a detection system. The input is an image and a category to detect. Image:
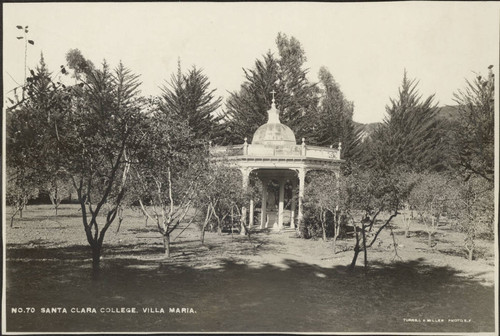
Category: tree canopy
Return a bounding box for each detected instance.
[363,72,447,172]
[311,66,362,161]
[160,64,223,143]
[451,67,495,182]
[223,33,319,144]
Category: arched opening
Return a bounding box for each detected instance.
[252,169,298,229]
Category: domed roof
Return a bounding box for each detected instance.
[252,102,296,146]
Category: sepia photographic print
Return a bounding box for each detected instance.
[2,2,498,334]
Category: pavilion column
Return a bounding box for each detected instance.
[260,179,268,229]
[240,168,250,236]
[278,178,285,228]
[290,179,297,229]
[298,168,306,231]
[249,199,254,227]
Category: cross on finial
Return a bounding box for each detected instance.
[270,90,276,103]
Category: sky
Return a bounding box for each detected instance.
[3,2,499,124]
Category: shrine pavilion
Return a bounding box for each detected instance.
[210,94,343,232]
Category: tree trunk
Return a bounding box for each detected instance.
[201,206,211,244]
[362,222,368,274]
[349,218,361,271]
[116,207,124,233]
[19,208,23,218]
[55,204,58,217]
[349,245,361,270]
[332,211,341,254]
[465,237,475,261]
[91,244,102,279]
[200,227,206,245]
[403,216,411,238]
[332,230,339,254]
[468,247,473,261]
[240,207,246,236]
[163,233,171,257]
[428,232,432,247]
[116,219,122,233]
[321,220,327,242]
[231,207,234,227]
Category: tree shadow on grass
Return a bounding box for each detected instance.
[5,242,495,334]
[9,212,84,222]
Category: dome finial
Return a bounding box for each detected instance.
[266,90,280,124]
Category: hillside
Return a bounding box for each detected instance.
[353,121,381,142]
[437,105,460,121]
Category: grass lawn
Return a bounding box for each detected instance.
[4,204,496,333]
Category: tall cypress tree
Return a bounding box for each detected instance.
[160,64,223,143]
[222,33,318,145]
[274,33,319,140]
[364,71,447,172]
[451,67,494,182]
[223,51,279,144]
[312,66,362,161]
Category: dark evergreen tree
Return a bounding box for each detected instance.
[312,66,362,162]
[274,33,319,140]
[363,71,447,172]
[160,64,223,143]
[222,33,318,145]
[6,54,68,216]
[451,66,494,182]
[223,51,279,144]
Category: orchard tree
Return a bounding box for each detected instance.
[451,177,494,260]
[6,105,41,223]
[304,170,340,244]
[6,54,67,222]
[342,166,414,272]
[45,173,73,216]
[7,50,146,275]
[131,100,208,257]
[60,56,148,275]
[6,166,39,226]
[195,161,246,243]
[408,172,456,247]
[160,63,223,142]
